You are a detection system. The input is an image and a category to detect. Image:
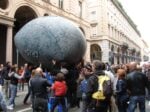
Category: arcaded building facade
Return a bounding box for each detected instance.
[0,0,90,66]
[87,0,142,64]
[0,0,144,66]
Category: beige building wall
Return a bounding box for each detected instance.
[87,0,142,64]
[141,39,150,61]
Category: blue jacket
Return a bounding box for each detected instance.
[80,79,88,93]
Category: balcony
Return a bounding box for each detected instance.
[131,48,136,53]
[121,42,128,50]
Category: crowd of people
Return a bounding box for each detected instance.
[0,60,149,112]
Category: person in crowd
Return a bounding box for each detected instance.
[2,62,11,99]
[136,64,142,72]
[18,66,24,91]
[80,63,92,112]
[104,63,115,84]
[111,65,120,112]
[23,63,33,105]
[30,67,51,112]
[50,72,67,112]
[0,64,7,112]
[86,60,110,112]
[60,62,69,76]
[144,63,150,81]
[0,64,4,88]
[103,63,116,112]
[76,74,84,108]
[7,65,24,110]
[0,88,7,112]
[65,64,80,108]
[28,69,36,108]
[111,65,120,93]
[126,62,150,112]
[0,64,4,73]
[115,69,128,112]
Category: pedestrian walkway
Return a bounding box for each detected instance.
[2,84,150,112]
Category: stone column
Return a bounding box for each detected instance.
[101,40,109,63]
[6,25,13,64]
[85,41,91,62]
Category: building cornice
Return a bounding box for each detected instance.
[0,14,15,26]
[111,0,141,37]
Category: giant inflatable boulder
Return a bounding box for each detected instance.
[14,16,87,66]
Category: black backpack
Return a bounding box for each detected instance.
[1,67,10,80]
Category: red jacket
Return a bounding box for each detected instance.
[52,81,67,96]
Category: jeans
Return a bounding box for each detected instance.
[82,99,89,112]
[23,82,31,103]
[128,95,145,112]
[4,80,10,99]
[8,84,17,106]
[116,95,128,112]
[51,96,67,112]
[0,90,7,112]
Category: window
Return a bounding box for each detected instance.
[108,25,110,36]
[91,26,97,36]
[59,0,63,9]
[79,1,82,18]
[90,11,97,21]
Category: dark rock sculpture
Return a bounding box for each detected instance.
[14,16,87,66]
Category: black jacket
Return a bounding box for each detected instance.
[126,71,150,96]
[30,75,51,99]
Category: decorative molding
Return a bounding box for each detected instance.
[0,14,15,26]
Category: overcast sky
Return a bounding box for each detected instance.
[119,0,150,45]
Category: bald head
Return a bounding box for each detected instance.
[128,62,137,72]
[35,67,43,76]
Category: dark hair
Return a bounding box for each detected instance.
[84,63,92,71]
[102,62,106,70]
[11,65,17,72]
[92,60,103,71]
[56,73,65,81]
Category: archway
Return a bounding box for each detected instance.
[13,6,37,66]
[0,24,7,64]
[90,44,102,61]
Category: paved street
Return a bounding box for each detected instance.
[4,85,150,112]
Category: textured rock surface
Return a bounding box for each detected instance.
[14,16,86,66]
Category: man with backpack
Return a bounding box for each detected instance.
[30,67,51,112]
[87,60,112,112]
